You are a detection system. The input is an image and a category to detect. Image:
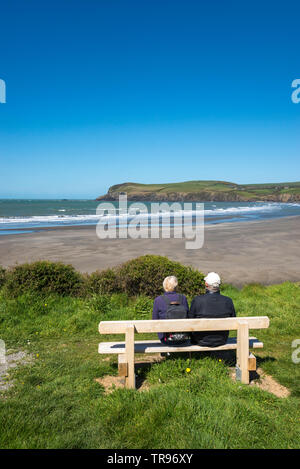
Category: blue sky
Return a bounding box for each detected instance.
[0,0,300,198]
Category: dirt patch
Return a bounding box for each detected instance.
[229,367,290,398]
[95,374,152,393]
[249,368,291,398]
[95,376,126,393]
[96,354,164,393]
[0,351,32,392]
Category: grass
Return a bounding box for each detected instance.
[0,283,300,448]
[104,180,300,199]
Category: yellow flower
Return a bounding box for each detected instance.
[36,353,39,358]
[44,304,47,307]
[186,368,191,373]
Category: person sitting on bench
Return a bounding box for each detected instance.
[152,275,190,345]
[189,272,236,347]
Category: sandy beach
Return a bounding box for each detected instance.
[0,216,299,287]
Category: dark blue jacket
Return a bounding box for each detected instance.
[152,292,189,340]
[188,290,236,346]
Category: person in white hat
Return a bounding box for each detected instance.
[204,272,222,290]
[188,272,236,347]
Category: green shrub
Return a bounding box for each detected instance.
[2,256,204,300]
[4,261,83,298]
[116,255,205,297]
[0,265,6,289]
[85,268,120,295]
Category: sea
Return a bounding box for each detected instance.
[0,199,300,235]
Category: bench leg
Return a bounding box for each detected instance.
[236,321,249,384]
[118,354,128,378]
[248,353,257,371]
[125,325,136,389]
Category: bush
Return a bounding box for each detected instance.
[2,256,205,300]
[84,268,120,295]
[4,261,83,298]
[0,266,6,289]
[116,255,205,297]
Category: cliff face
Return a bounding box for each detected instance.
[97,189,300,203]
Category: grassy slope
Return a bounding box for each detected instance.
[0,284,299,449]
[104,180,300,199]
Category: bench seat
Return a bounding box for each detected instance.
[98,336,263,354]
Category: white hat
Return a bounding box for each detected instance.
[204,272,221,287]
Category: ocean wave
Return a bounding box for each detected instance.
[0,214,102,224]
[1,202,300,226]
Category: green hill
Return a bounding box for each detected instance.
[97,180,300,202]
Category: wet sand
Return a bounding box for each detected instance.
[0,216,300,287]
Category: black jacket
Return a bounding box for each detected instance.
[188,290,236,347]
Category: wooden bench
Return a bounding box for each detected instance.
[98,316,270,389]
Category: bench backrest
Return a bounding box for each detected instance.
[99,316,269,334]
